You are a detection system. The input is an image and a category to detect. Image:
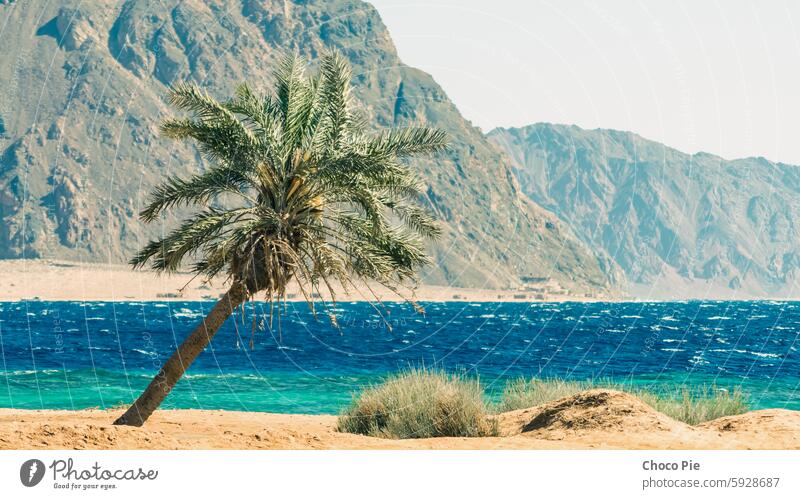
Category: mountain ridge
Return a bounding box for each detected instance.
[492,122,797,166]
[489,122,800,299]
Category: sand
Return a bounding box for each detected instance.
[1,390,798,450]
[0,259,607,303]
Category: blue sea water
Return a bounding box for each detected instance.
[0,300,798,413]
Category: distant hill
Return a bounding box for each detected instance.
[489,123,800,299]
[0,0,612,294]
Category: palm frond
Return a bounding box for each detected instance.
[314,51,353,153]
[131,207,254,272]
[139,163,254,222]
[365,126,448,157]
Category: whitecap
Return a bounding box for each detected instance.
[750,351,780,359]
[173,308,202,319]
[10,369,59,375]
[132,348,156,356]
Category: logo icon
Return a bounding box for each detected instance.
[20,459,45,487]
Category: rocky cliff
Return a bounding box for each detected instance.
[0,0,612,292]
[489,123,800,299]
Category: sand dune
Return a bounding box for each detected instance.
[1,390,798,450]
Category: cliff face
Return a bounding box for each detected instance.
[0,0,612,292]
[490,123,800,299]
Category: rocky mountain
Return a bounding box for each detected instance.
[489,123,800,299]
[0,0,612,293]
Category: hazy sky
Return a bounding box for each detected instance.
[369,0,800,164]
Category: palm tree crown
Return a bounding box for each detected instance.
[133,52,447,305]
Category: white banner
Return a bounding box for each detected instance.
[1,451,797,498]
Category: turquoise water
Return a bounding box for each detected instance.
[0,300,798,413]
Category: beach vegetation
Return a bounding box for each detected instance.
[496,378,748,425]
[337,368,499,438]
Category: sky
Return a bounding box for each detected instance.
[369,0,800,164]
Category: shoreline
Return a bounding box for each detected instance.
[0,259,612,303]
[2,390,798,450]
[4,259,800,303]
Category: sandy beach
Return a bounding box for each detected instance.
[0,259,606,303]
[1,390,798,450]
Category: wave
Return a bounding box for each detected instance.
[750,351,780,359]
[131,349,157,356]
[689,355,708,365]
[173,308,204,319]
[5,369,62,375]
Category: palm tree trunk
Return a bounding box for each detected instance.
[113,282,248,426]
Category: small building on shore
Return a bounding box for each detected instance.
[518,276,563,294]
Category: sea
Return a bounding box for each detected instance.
[0,300,798,414]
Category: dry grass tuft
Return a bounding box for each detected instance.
[337,368,498,438]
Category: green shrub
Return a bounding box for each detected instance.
[495,378,749,424]
[337,368,498,438]
[636,386,748,425]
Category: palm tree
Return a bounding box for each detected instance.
[113,52,446,426]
